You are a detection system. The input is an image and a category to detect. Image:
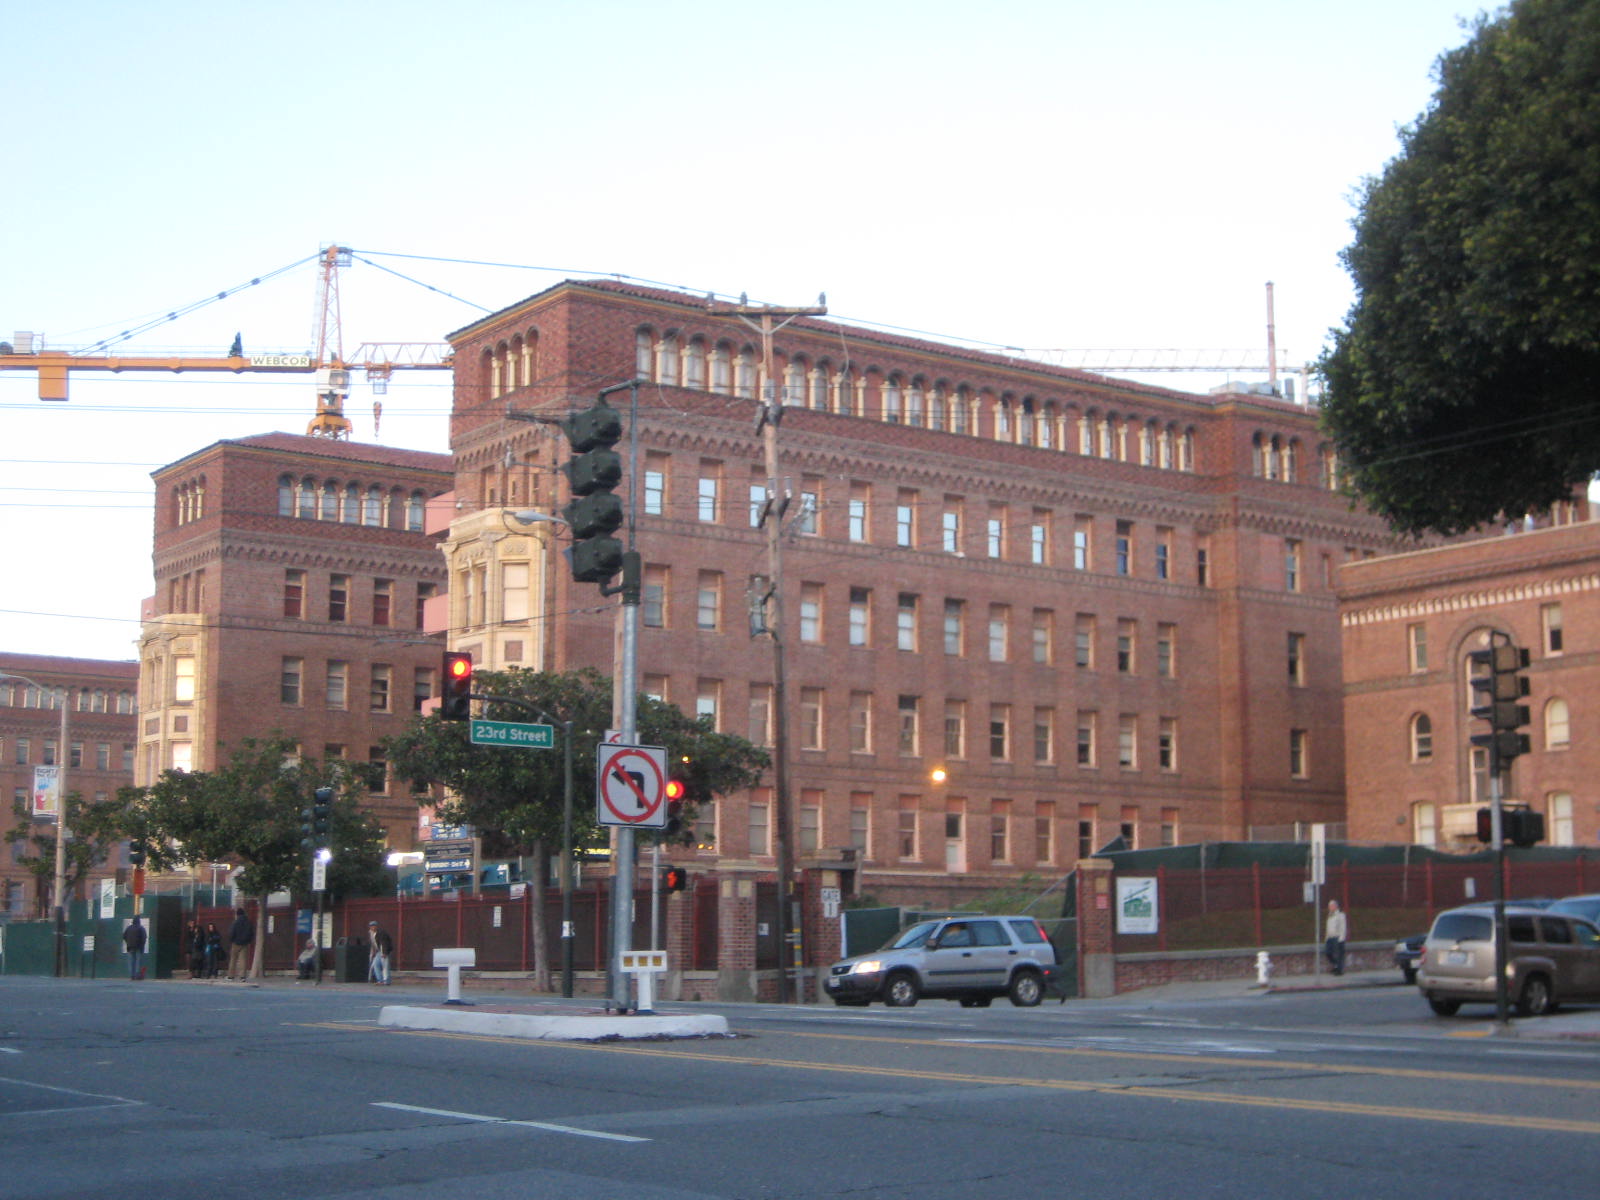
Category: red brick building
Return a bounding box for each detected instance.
[438,280,1399,904]
[138,433,453,847]
[0,653,138,917]
[1340,515,1599,850]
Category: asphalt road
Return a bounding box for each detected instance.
[1,975,1596,1199]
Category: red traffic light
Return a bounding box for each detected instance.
[441,651,473,720]
[665,779,686,802]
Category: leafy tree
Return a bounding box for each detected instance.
[384,667,769,989]
[138,737,389,977]
[1318,0,1600,535]
[4,788,133,917]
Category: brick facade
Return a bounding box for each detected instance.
[439,279,1399,904]
[140,433,453,847]
[1340,518,1600,850]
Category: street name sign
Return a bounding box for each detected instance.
[470,718,555,749]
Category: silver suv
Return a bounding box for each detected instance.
[825,915,1058,1008]
[1418,904,1600,1017]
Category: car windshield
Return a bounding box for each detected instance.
[885,922,937,950]
[1431,912,1493,942]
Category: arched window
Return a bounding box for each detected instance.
[1141,422,1156,466]
[117,690,135,714]
[1017,398,1034,446]
[1080,410,1098,456]
[407,491,426,533]
[835,368,855,416]
[502,341,518,392]
[1160,425,1176,470]
[883,374,903,424]
[907,379,925,428]
[635,329,655,379]
[1267,435,1283,481]
[1410,713,1433,761]
[953,386,971,434]
[480,347,495,397]
[657,332,679,386]
[1099,414,1115,459]
[809,362,830,410]
[1544,697,1570,748]
[736,348,757,399]
[784,357,806,406]
[685,338,707,390]
[1181,429,1196,471]
[1251,433,1265,477]
[343,483,361,523]
[278,475,295,517]
[321,481,339,521]
[711,342,732,394]
[298,476,317,519]
[1285,438,1301,483]
[364,485,383,526]
[92,689,108,713]
[1037,402,1053,449]
[993,396,1010,441]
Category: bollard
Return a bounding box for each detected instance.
[1255,950,1273,987]
[432,947,476,1006]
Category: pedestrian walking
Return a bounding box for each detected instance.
[122,916,148,980]
[226,906,255,981]
[367,920,393,984]
[1324,899,1348,976]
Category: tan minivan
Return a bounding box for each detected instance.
[1418,904,1600,1017]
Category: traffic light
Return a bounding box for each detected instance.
[1506,807,1546,848]
[1475,807,1493,844]
[664,777,687,836]
[441,651,473,720]
[662,865,689,892]
[312,787,333,840]
[1468,640,1530,764]
[128,838,146,867]
[300,805,316,849]
[561,400,625,584]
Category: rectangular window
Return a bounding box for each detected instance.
[1160,807,1179,847]
[283,569,305,619]
[848,691,872,753]
[326,661,348,709]
[416,582,436,630]
[96,743,111,771]
[414,667,432,713]
[1156,623,1175,677]
[748,683,772,747]
[644,458,666,516]
[1078,817,1096,859]
[1288,632,1306,685]
[1159,717,1178,771]
[1073,515,1092,570]
[281,657,303,706]
[1408,623,1428,672]
[643,564,667,628]
[748,802,770,857]
[1114,521,1132,576]
[501,565,528,623]
[369,665,391,713]
[1029,510,1050,566]
[897,695,920,755]
[943,599,964,656]
[1075,613,1095,669]
[799,800,820,854]
[897,593,919,651]
[896,491,916,548]
[990,801,1010,863]
[696,679,721,730]
[329,574,349,622]
[800,687,823,750]
[942,504,961,554]
[1116,619,1135,673]
[641,674,667,704]
[697,571,721,631]
[749,480,767,529]
[373,578,393,627]
[69,741,83,769]
[987,509,1005,558]
[1076,711,1097,767]
[1033,707,1053,764]
[987,604,1008,662]
[1118,714,1137,769]
[1155,527,1172,580]
[1290,728,1309,778]
[1035,802,1055,866]
[989,704,1010,760]
[944,699,966,758]
[368,747,390,795]
[848,482,869,543]
[698,466,719,522]
[850,797,870,855]
[799,583,822,643]
[173,655,195,703]
[1031,608,1053,664]
[849,587,870,647]
[897,800,918,861]
[1197,542,1210,587]
[13,738,27,765]
[1542,603,1564,655]
[1285,539,1302,592]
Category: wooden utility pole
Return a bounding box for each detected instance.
[706,295,826,1003]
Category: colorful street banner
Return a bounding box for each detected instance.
[31,765,60,820]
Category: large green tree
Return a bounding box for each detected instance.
[139,738,388,977]
[4,788,135,917]
[1319,0,1600,535]
[384,667,769,988]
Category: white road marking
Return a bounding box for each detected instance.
[0,1075,141,1116]
[0,1047,20,1054]
[372,1101,649,1143]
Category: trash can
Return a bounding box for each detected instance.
[334,937,368,983]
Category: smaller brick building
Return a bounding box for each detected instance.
[0,653,138,917]
[1340,514,1600,849]
[140,433,453,847]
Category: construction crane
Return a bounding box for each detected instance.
[0,244,452,439]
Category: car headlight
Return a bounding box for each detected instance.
[850,959,882,975]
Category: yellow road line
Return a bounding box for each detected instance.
[299,1022,1600,1136]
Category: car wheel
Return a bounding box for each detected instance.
[1401,966,1418,985]
[958,997,992,1008]
[1008,969,1045,1008]
[1516,975,1554,1018]
[1427,996,1460,1016]
[883,972,920,1008]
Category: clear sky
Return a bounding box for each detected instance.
[2,0,1483,662]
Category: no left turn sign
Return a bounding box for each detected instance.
[596,742,669,828]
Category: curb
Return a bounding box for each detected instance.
[378,1004,732,1041]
